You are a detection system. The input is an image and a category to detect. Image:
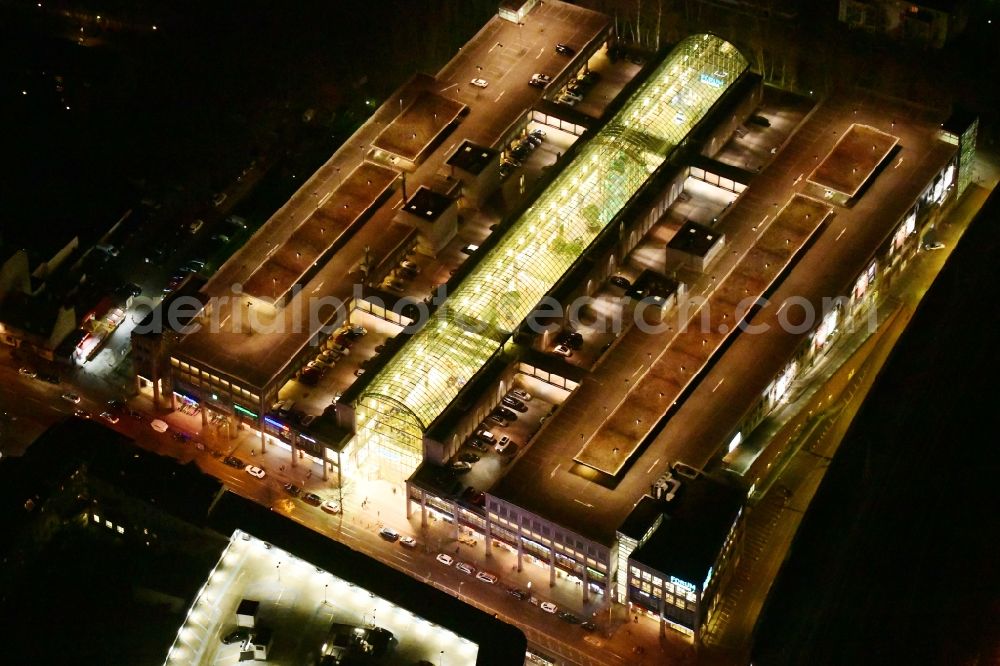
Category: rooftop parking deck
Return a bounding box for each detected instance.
[175,0,612,394]
[359,34,749,463]
[573,194,832,475]
[490,88,955,546]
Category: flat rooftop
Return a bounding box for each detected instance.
[667,220,723,257]
[165,530,482,666]
[489,89,955,547]
[175,220,415,390]
[372,88,466,163]
[402,186,454,222]
[808,123,898,197]
[447,140,498,175]
[175,0,612,391]
[242,163,398,301]
[630,475,744,585]
[573,194,832,475]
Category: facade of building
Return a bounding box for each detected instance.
[838,0,970,48]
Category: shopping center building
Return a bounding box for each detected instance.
[132,0,976,643]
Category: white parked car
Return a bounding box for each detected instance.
[510,389,532,402]
[540,601,558,614]
[436,553,455,566]
[476,571,498,585]
[321,499,342,514]
[495,436,513,454]
[455,562,476,576]
[244,465,266,479]
[553,344,573,358]
[400,536,417,549]
[150,419,169,433]
[470,78,489,88]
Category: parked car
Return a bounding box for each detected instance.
[508,588,528,601]
[496,436,515,454]
[73,408,91,419]
[449,461,473,473]
[487,414,508,427]
[61,392,81,404]
[558,611,581,624]
[283,483,301,497]
[495,407,518,421]
[923,241,945,251]
[501,396,527,412]
[510,388,532,402]
[553,344,573,358]
[540,601,558,614]
[459,452,480,463]
[100,411,119,425]
[555,43,576,56]
[470,77,489,88]
[18,367,36,378]
[224,456,245,469]
[221,627,252,645]
[469,438,490,452]
[212,192,227,206]
[581,621,598,632]
[748,114,771,127]
[302,492,323,506]
[436,553,454,566]
[400,536,417,549]
[244,465,266,479]
[476,571,498,585]
[188,219,204,235]
[378,527,400,542]
[399,259,420,274]
[608,275,631,289]
[345,325,367,338]
[321,499,342,514]
[557,330,584,350]
[455,562,476,576]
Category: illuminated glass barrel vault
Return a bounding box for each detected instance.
[356,34,748,477]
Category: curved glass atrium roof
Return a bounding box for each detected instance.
[358,34,748,454]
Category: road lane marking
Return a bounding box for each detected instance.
[645,457,660,474]
[550,463,561,478]
[573,499,594,508]
[536,47,544,59]
[713,378,725,392]
[494,90,506,102]
[318,191,333,206]
[835,227,846,241]
[439,82,457,93]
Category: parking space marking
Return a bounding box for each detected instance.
[495,90,506,103]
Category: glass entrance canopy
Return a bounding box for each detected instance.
[357,34,748,469]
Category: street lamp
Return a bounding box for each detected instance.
[324,583,328,604]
